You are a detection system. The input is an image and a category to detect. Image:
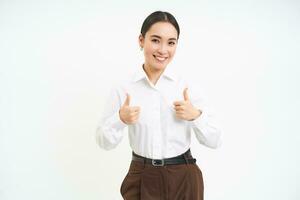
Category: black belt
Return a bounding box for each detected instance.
[132,149,196,166]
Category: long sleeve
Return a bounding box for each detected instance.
[187,81,222,149]
[95,86,127,150]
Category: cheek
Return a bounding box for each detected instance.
[144,51,154,59]
[169,48,177,57]
[145,43,159,52]
[144,48,155,58]
[171,47,177,53]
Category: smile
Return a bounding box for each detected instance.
[153,55,168,62]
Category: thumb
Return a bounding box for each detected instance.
[123,93,130,106]
[183,88,189,101]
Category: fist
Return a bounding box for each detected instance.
[173,88,202,121]
[119,93,141,125]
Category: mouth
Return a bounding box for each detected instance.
[153,55,168,63]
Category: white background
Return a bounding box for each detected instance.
[1,0,299,199]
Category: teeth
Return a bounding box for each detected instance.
[154,56,167,61]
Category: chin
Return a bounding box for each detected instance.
[154,64,167,71]
[155,61,170,68]
[145,59,169,71]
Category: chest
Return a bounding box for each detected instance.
[125,83,185,122]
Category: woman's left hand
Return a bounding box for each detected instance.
[173,88,202,121]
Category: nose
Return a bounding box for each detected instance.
[158,43,168,54]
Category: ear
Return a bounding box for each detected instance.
[138,34,144,48]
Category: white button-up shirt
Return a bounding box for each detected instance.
[96,65,222,159]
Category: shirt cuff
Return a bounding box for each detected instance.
[107,111,128,130]
[189,110,208,128]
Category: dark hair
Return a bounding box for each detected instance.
[140,11,180,39]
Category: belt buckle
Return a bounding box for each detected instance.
[152,159,164,166]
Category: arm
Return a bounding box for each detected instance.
[187,82,222,149]
[95,87,127,150]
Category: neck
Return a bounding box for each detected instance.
[143,64,164,85]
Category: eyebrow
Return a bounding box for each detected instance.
[150,34,177,41]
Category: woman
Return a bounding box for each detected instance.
[96,11,222,200]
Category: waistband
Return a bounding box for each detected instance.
[132,149,196,167]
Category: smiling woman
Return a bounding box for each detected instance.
[138,12,180,85]
[96,11,222,200]
[138,21,178,85]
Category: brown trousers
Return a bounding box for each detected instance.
[120,160,204,200]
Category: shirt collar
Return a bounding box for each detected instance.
[131,64,178,82]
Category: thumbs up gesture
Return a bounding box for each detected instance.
[119,93,141,125]
[173,88,202,121]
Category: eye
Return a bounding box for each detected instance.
[169,41,176,46]
[151,39,160,43]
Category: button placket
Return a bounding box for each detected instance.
[152,91,162,159]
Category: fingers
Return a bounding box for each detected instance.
[124,107,140,124]
[183,88,189,101]
[174,105,184,111]
[173,101,183,106]
[122,93,140,111]
[173,88,190,112]
[130,106,141,112]
[173,88,189,106]
[175,110,184,115]
[119,93,141,124]
[128,111,140,118]
[123,93,130,106]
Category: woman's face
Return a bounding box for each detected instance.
[139,22,178,72]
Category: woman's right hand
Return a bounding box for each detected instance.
[119,93,140,125]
